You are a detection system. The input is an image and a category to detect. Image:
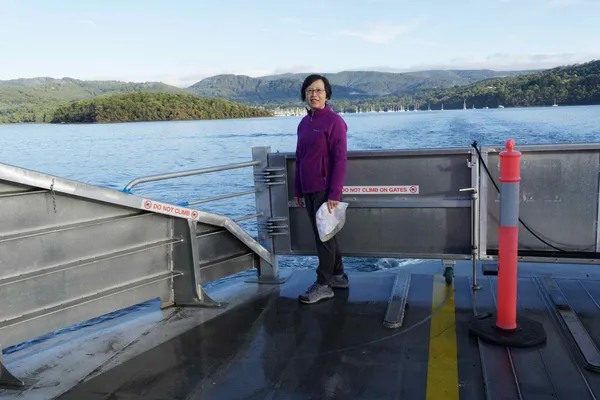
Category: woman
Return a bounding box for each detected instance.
[294,74,348,304]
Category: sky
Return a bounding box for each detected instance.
[1,0,600,87]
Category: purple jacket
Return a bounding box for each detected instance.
[294,104,348,201]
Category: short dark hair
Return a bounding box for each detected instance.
[300,74,332,101]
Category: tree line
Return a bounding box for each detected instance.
[290,60,600,112]
[49,93,273,123]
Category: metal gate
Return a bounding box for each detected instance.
[478,143,600,264]
[256,147,479,261]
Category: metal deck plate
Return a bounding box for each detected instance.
[34,270,600,399]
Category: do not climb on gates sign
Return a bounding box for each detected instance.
[342,185,420,195]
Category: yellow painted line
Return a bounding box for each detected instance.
[426,274,459,400]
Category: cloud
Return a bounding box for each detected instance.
[280,17,300,24]
[443,52,600,70]
[400,52,600,72]
[347,52,600,73]
[78,20,96,26]
[414,39,437,47]
[337,20,421,44]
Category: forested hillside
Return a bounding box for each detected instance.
[50,93,273,124]
[187,75,362,103]
[328,60,600,111]
[0,78,186,123]
[187,69,534,101]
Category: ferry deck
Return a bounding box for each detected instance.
[1,142,600,399]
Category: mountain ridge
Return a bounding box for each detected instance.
[185,69,539,100]
[2,60,598,123]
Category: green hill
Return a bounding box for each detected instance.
[49,92,273,124]
[0,78,186,123]
[329,59,600,112]
[186,69,534,101]
[187,75,360,103]
[427,60,600,108]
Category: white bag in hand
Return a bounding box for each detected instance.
[316,202,349,242]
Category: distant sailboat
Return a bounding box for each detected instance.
[553,98,558,107]
[463,99,466,110]
[441,103,444,111]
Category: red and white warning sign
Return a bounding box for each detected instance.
[141,199,200,220]
[342,185,419,195]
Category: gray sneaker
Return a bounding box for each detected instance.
[330,273,349,289]
[298,282,334,304]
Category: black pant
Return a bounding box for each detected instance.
[304,191,344,285]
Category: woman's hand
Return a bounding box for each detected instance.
[327,199,339,213]
[295,197,304,207]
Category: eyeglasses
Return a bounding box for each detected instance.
[305,88,325,95]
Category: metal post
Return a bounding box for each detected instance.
[471,196,480,290]
[245,147,288,284]
[469,139,546,347]
[460,148,481,290]
[471,149,482,291]
[172,219,220,307]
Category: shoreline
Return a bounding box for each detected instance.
[3,103,599,125]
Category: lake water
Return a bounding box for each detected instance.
[1,105,600,275]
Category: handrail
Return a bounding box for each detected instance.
[122,160,261,192]
[234,213,264,223]
[179,189,258,206]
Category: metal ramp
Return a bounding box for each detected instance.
[0,160,280,387]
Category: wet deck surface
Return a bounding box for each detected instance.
[55,269,600,400]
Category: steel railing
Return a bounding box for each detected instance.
[122,160,260,192]
[122,160,263,222]
[178,189,258,207]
